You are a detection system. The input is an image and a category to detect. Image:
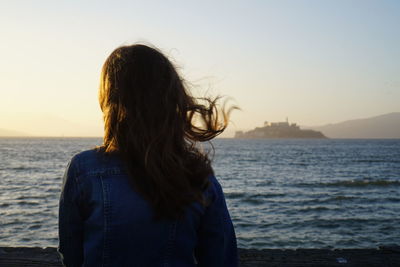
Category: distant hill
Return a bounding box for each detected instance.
[0,113,102,137]
[309,112,400,138]
[0,128,30,137]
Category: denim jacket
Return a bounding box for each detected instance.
[58,149,238,267]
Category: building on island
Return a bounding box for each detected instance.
[235,119,326,139]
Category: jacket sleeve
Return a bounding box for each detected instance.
[194,175,238,267]
[58,158,84,267]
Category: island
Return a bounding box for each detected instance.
[235,119,326,139]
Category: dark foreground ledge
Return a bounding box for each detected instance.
[0,247,399,267]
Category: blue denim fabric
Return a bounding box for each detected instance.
[58,149,238,267]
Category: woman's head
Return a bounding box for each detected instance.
[99,44,235,219]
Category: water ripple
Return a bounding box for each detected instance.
[1,137,399,249]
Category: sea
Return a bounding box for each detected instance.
[0,137,399,249]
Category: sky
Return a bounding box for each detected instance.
[0,0,399,137]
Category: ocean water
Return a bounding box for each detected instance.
[0,137,399,249]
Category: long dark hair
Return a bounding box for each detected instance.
[98,44,235,220]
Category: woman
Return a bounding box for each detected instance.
[58,44,238,267]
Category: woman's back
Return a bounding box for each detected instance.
[58,43,238,266]
[59,149,237,266]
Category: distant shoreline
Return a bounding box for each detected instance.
[0,136,103,138]
[1,136,400,140]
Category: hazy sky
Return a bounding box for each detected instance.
[1,0,399,136]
